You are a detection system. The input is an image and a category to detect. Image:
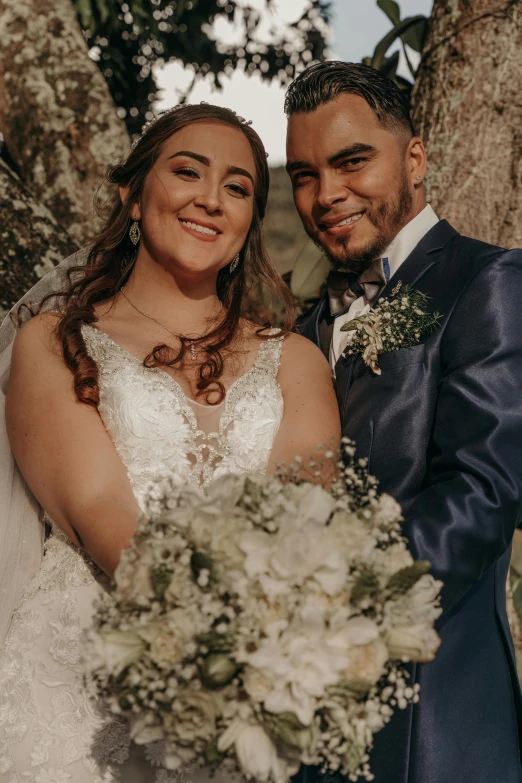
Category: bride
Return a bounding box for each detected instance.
[0,104,340,781]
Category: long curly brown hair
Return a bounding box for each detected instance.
[43,104,295,406]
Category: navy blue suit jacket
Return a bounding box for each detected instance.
[296,221,522,783]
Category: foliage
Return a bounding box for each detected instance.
[72,0,330,136]
[362,0,429,100]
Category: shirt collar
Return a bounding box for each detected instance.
[384,204,439,279]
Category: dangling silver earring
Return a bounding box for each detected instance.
[129,221,141,245]
[230,253,240,273]
[415,176,422,181]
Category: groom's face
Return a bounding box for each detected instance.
[286,94,423,272]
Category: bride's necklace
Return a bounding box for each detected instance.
[120,286,223,361]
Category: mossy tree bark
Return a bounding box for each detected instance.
[0,160,78,312]
[0,0,130,257]
[412,0,522,247]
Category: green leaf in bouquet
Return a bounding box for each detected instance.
[191,551,214,581]
[118,688,137,711]
[351,567,380,603]
[344,740,364,775]
[263,711,313,752]
[337,678,373,698]
[200,653,239,689]
[386,561,431,598]
[204,739,225,765]
[196,631,235,654]
[151,564,173,600]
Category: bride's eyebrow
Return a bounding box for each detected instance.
[167,151,253,184]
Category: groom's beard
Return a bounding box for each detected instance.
[308,169,414,275]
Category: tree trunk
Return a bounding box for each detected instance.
[0,159,78,311]
[0,0,130,246]
[412,0,522,248]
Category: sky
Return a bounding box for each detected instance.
[155,0,434,165]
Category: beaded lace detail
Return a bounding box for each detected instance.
[0,324,284,781]
[80,324,284,501]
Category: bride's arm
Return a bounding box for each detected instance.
[6,313,141,577]
[267,333,341,476]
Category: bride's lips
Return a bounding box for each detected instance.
[321,212,365,237]
[178,217,222,243]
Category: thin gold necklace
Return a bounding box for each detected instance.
[120,286,222,361]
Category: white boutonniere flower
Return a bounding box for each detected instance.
[341,284,442,375]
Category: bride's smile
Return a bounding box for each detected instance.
[123,122,256,282]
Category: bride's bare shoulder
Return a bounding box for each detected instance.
[279,332,330,374]
[12,312,63,362]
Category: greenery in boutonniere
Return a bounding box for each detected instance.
[341,284,442,376]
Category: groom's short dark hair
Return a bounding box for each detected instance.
[284,61,415,138]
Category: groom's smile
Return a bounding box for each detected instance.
[286,93,426,272]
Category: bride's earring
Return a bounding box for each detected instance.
[129,221,141,245]
[230,253,240,273]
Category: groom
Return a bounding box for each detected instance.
[286,61,522,783]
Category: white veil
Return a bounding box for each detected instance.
[0,247,90,649]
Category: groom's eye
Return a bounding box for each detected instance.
[292,171,314,186]
[341,157,366,168]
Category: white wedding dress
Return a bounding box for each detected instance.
[0,324,284,783]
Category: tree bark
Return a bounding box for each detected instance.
[0,0,130,246]
[0,159,77,311]
[412,0,522,248]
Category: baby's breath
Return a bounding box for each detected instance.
[341,286,442,375]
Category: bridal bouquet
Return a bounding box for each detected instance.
[85,442,442,782]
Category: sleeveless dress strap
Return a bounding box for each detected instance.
[253,328,284,377]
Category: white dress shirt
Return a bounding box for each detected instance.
[330,204,440,369]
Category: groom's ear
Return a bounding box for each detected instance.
[119,185,141,221]
[407,137,427,186]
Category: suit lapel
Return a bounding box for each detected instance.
[300,221,460,416]
[378,219,459,303]
[332,221,460,417]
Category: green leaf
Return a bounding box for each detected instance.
[401,17,429,53]
[377,0,401,25]
[387,561,431,597]
[290,240,331,303]
[75,0,94,29]
[94,0,110,25]
[151,563,172,600]
[351,567,380,603]
[370,15,427,72]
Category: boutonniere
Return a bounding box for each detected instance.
[341,283,442,375]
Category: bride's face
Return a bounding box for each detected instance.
[129,121,256,278]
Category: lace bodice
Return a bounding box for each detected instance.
[81,325,284,507]
[0,324,285,782]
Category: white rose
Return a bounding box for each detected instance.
[167,689,220,744]
[340,637,389,687]
[139,609,195,669]
[86,629,145,677]
[242,666,275,702]
[385,623,441,663]
[241,517,347,596]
